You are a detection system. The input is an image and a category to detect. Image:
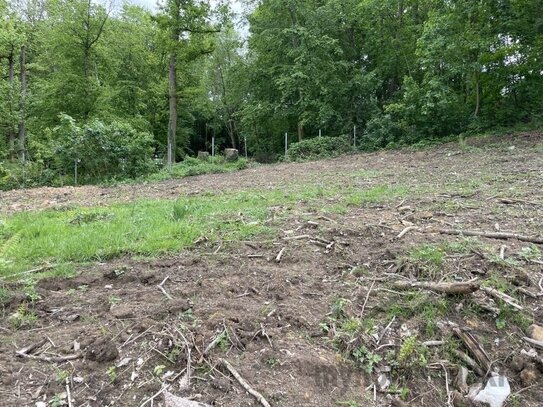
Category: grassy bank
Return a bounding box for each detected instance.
[0,181,411,278]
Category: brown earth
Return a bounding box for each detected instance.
[1,132,543,407]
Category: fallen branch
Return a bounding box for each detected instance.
[16,351,81,363]
[441,363,452,407]
[422,340,445,347]
[516,287,543,299]
[283,234,310,241]
[397,226,418,240]
[377,315,396,345]
[66,377,73,407]
[275,247,286,263]
[520,349,543,367]
[140,385,169,407]
[198,329,226,363]
[391,280,480,295]
[17,339,47,355]
[157,276,173,300]
[452,350,485,377]
[522,337,543,350]
[436,228,543,245]
[219,358,271,407]
[498,198,542,206]
[452,327,491,374]
[163,390,211,407]
[480,286,523,311]
[360,279,376,317]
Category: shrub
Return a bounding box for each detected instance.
[287,136,352,161]
[360,114,411,150]
[0,161,54,191]
[50,114,156,180]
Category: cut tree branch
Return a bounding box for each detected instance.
[436,229,543,244]
[220,359,271,407]
[452,327,491,374]
[391,280,480,295]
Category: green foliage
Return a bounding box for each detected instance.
[352,345,382,374]
[9,302,37,329]
[0,285,12,304]
[517,245,541,262]
[50,115,156,180]
[265,356,280,368]
[1,0,543,187]
[287,136,352,161]
[106,366,117,383]
[397,336,428,368]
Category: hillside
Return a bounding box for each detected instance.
[1,132,542,406]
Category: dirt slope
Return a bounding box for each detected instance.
[1,132,543,407]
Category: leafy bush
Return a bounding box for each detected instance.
[360,114,412,150]
[0,161,56,190]
[50,114,156,180]
[287,136,352,161]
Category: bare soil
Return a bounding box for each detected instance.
[1,132,543,406]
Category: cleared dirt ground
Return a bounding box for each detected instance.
[1,132,542,406]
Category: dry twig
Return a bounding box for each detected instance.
[480,286,523,311]
[157,276,173,300]
[397,226,418,239]
[275,247,286,263]
[436,228,543,244]
[220,358,271,407]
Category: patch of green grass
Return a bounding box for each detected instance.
[0,193,270,276]
[0,285,12,304]
[397,335,428,368]
[409,244,444,267]
[265,356,280,368]
[442,238,481,254]
[0,178,414,278]
[406,244,445,279]
[517,245,541,262]
[346,185,408,206]
[145,157,248,182]
[386,292,450,337]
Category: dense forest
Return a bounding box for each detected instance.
[1,0,542,187]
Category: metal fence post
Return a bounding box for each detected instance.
[244,136,248,159]
[212,136,215,159]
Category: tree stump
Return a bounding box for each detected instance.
[197,151,210,161]
[224,148,239,162]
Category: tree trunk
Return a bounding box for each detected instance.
[18,45,27,163]
[218,65,236,149]
[8,48,16,161]
[297,123,304,142]
[167,53,177,169]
